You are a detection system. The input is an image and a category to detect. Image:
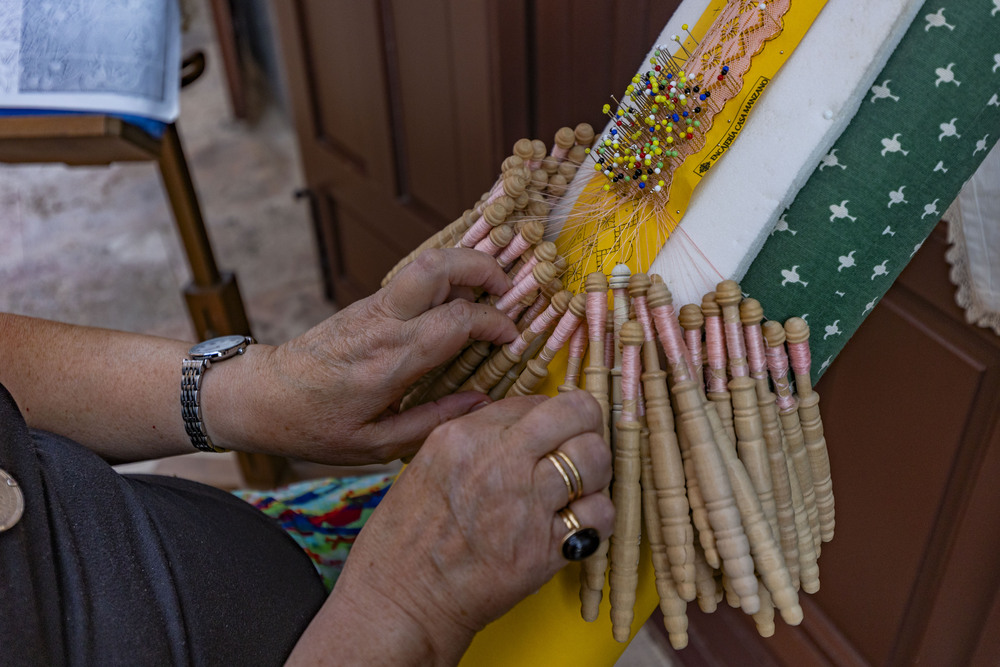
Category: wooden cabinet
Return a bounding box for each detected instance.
[271,0,678,304]
[271,4,1000,664]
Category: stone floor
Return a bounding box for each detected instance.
[0,3,674,664]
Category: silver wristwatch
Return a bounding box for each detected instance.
[181,334,255,453]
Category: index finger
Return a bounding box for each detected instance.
[382,248,512,320]
[508,390,605,458]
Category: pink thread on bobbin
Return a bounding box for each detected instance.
[724,321,749,378]
[513,254,540,285]
[621,341,641,423]
[496,232,534,267]
[743,324,768,382]
[586,293,607,344]
[551,144,570,162]
[684,327,705,392]
[564,324,587,386]
[704,314,727,393]
[632,296,655,341]
[474,233,503,256]
[495,273,541,312]
[459,215,492,248]
[765,345,797,413]
[604,322,614,369]
[786,340,811,379]
[650,305,692,384]
[544,309,583,357]
[517,292,552,331]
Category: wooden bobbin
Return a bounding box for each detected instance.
[530,139,547,169]
[610,321,644,642]
[495,260,556,313]
[610,265,631,450]
[678,304,706,393]
[421,339,493,405]
[552,126,576,161]
[708,386,803,625]
[516,277,562,333]
[547,173,569,198]
[512,241,557,284]
[529,167,550,193]
[527,198,550,219]
[513,138,534,162]
[646,281,719,571]
[501,154,524,174]
[762,320,820,594]
[557,159,578,180]
[567,144,589,166]
[762,321,820,549]
[487,289,570,400]
[629,273,696,601]
[648,281,759,615]
[574,122,596,147]
[702,294,737,447]
[460,329,539,396]
[509,292,583,397]
[784,317,835,544]
[693,541,721,613]
[560,320,588,391]
[741,299,799,587]
[580,270,612,623]
[473,222,514,257]
[752,579,776,638]
[639,424,690,649]
[716,282,777,544]
[459,201,508,249]
[541,155,560,175]
[497,218,544,268]
[784,437,820,595]
[513,190,531,212]
[381,208,478,287]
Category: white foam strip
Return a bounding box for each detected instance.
[648,0,925,306]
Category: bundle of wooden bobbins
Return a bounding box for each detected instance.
[382,129,834,650]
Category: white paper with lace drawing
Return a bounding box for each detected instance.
[944,140,1000,336]
[0,0,179,122]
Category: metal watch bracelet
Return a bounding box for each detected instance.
[181,358,228,453]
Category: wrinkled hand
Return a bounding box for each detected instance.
[289,391,615,665]
[244,248,519,465]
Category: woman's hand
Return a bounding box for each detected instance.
[215,248,519,465]
[287,390,615,666]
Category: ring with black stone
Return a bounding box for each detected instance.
[557,507,600,561]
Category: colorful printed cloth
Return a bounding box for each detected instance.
[233,473,396,591]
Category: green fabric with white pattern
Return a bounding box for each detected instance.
[741,1,1000,382]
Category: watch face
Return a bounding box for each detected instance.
[189,335,250,359]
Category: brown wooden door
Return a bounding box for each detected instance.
[271,0,679,305]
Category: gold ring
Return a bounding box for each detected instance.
[553,450,583,502]
[545,453,574,505]
[557,507,599,561]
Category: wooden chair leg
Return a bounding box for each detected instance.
[158,122,289,488]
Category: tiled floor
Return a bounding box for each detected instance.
[0,3,674,664]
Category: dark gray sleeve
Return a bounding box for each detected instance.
[0,383,327,666]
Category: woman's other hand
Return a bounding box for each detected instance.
[288,390,615,666]
[218,248,519,464]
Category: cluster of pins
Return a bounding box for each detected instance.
[575,265,834,648]
[382,123,596,288]
[588,21,730,198]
